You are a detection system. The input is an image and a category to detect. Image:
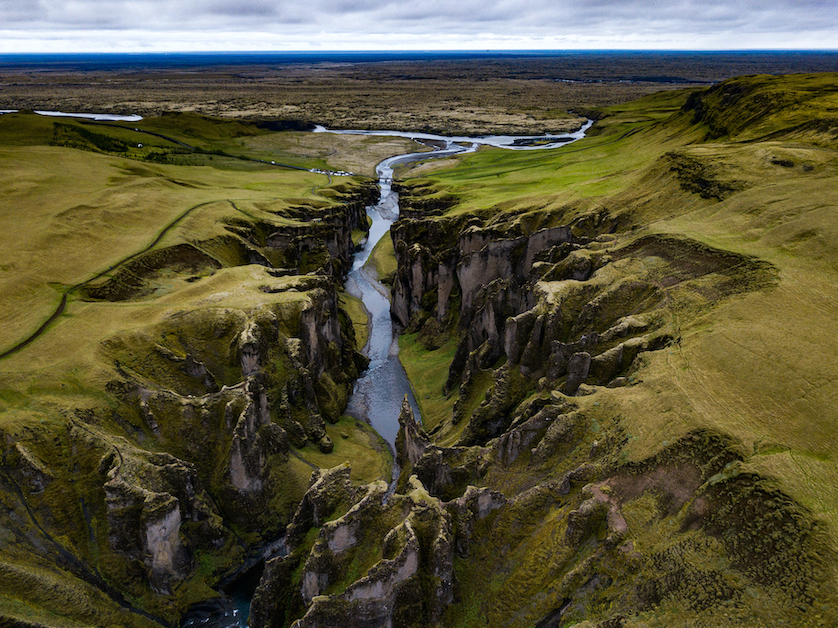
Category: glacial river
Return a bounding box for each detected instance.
[10,110,589,627]
[326,120,593,449]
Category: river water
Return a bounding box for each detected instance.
[329,120,593,448]
[342,151,426,446]
[178,121,591,628]
[0,109,143,121]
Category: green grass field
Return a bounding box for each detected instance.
[0,111,403,626]
[393,73,838,625]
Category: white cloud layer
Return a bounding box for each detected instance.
[1,0,837,51]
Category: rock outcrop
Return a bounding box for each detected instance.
[250,421,506,628]
[93,429,228,594]
[391,207,775,432]
[372,172,829,628]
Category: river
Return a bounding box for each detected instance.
[0,109,143,121]
[178,121,591,628]
[342,150,427,447]
[329,120,593,449]
[7,107,591,626]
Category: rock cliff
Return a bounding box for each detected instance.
[0,180,378,625]
[250,401,505,628]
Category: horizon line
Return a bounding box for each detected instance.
[2,48,838,54]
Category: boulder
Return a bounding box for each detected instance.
[564,352,592,396]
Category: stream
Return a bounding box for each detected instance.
[342,150,426,447]
[6,108,591,627]
[179,121,592,628]
[330,119,594,449]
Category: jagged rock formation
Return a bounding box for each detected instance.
[391,204,772,450]
[250,400,506,628]
[98,261,365,550]
[101,209,372,582]
[100,443,210,594]
[0,180,378,626]
[250,382,833,628]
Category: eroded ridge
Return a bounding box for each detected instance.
[0,174,383,625]
[247,72,838,627]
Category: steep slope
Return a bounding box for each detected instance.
[0,113,402,627]
[252,74,838,627]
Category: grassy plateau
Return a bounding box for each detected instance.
[392,72,838,627]
[0,56,837,628]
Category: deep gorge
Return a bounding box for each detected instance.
[1,70,837,628]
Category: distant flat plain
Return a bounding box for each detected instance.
[2,51,837,135]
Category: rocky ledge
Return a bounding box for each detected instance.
[0,181,378,624]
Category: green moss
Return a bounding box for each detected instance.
[314,372,345,424]
[327,545,385,597]
[339,291,369,351]
[364,233,398,284]
[289,526,323,591]
[398,333,459,435]
[351,228,368,248]
[292,417,392,485]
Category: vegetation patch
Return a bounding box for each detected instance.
[3,67,838,628]
[0,110,393,626]
[364,233,399,285]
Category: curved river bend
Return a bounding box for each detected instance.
[185,122,592,628]
[330,120,593,448]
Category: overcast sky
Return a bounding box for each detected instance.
[1,0,837,52]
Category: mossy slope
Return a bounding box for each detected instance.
[379,73,838,627]
[0,113,393,626]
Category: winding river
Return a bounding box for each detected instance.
[3,109,591,627]
[328,120,593,449]
[186,122,593,628]
[341,150,426,446]
[16,110,589,627]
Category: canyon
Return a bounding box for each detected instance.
[1,67,837,628]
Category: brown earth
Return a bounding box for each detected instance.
[3,52,837,135]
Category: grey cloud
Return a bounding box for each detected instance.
[3,0,837,48]
[1,0,46,23]
[393,0,521,21]
[205,1,279,17]
[326,0,396,13]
